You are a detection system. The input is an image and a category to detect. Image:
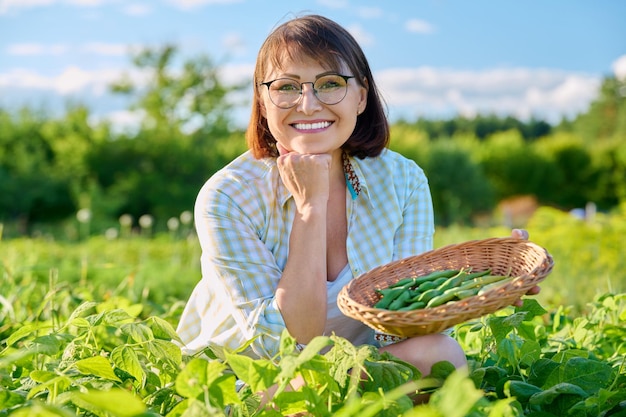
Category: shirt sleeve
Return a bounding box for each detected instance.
[179,176,288,359]
[392,160,435,260]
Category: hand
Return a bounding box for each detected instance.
[276,142,332,210]
[510,228,541,306]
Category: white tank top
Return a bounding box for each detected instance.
[324,264,374,346]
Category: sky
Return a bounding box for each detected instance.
[1,0,625,130]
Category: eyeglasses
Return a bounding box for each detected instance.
[259,74,355,109]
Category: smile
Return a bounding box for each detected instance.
[292,121,332,130]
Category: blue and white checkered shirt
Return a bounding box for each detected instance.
[176,148,434,358]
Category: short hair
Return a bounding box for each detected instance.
[246,14,390,159]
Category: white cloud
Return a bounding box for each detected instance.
[0,63,603,130]
[356,6,383,19]
[0,66,135,95]
[346,24,375,47]
[221,33,246,57]
[0,0,54,14]
[164,0,242,10]
[81,42,132,56]
[6,42,138,57]
[7,43,69,55]
[316,0,349,9]
[376,66,600,122]
[0,0,110,14]
[405,18,435,34]
[121,3,152,16]
[612,54,626,80]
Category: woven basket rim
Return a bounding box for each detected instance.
[337,237,554,337]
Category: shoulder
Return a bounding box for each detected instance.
[357,148,427,184]
[196,151,277,209]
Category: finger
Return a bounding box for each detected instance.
[276,142,290,156]
[526,285,541,295]
[511,229,529,240]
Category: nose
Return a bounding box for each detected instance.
[297,82,323,114]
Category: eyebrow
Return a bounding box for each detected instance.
[276,70,340,80]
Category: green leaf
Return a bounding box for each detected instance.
[6,322,53,347]
[0,388,26,409]
[31,334,62,355]
[100,308,135,325]
[75,355,122,382]
[561,357,613,394]
[66,301,98,324]
[26,375,72,400]
[428,360,457,380]
[225,351,278,393]
[145,339,182,367]
[176,358,209,398]
[515,298,548,320]
[110,345,145,385]
[518,339,542,367]
[429,370,484,417]
[529,382,588,406]
[8,402,74,417]
[30,370,57,383]
[496,337,522,368]
[506,380,542,403]
[175,357,240,408]
[488,316,514,342]
[145,316,181,341]
[528,358,561,388]
[120,322,154,343]
[70,388,146,417]
[361,359,417,393]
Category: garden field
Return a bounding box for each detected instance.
[1,205,625,416]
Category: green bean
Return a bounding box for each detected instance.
[435,270,468,292]
[374,287,405,309]
[459,269,492,283]
[425,291,459,308]
[388,269,460,289]
[455,274,510,293]
[416,288,442,303]
[397,301,426,311]
[388,291,412,310]
[477,276,516,295]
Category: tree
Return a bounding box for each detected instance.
[88,44,248,226]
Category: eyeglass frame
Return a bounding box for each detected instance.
[259,74,356,109]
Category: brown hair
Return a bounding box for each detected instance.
[246,14,390,159]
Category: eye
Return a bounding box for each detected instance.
[316,76,345,91]
[272,79,300,92]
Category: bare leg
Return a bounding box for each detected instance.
[380,333,467,376]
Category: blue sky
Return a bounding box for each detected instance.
[1,0,625,129]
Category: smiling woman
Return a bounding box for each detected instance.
[174,13,471,377]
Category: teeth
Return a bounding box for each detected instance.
[293,121,331,130]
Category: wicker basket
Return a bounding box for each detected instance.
[337,237,554,337]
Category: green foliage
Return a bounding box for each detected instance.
[475,130,557,203]
[570,76,626,142]
[1,250,624,415]
[422,140,495,225]
[2,212,626,415]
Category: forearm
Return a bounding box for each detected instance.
[276,202,328,344]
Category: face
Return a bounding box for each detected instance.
[259,56,368,156]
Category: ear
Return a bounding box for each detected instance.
[357,77,368,115]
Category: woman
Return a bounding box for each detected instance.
[176,14,536,377]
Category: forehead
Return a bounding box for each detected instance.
[264,52,346,79]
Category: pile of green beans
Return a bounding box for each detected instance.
[373,268,513,311]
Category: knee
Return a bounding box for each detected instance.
[381,333,467,375]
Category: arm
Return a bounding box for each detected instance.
[274,149,332,344]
